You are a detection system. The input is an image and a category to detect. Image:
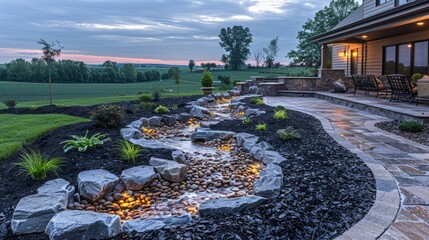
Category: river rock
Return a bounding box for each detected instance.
[178,113,191,123]
[197,97,209,106]
[236,133,259,152]
[148,116,162,127]
[45,210,121,240]
[198,196,268,217]
[262,150,287,165]
[78,169,119,202]
[37,178,75,204]
[0,212,7,239]
[214,93,224,100]
[228,90,240,97]
[120,128,142,140]
[150,157,187,182]
[139,117,150,128]
[161,115,176,126]
[222,92,231,99]
[172,150,187,164]
[130,138,177,151]
[245,108,265,117]
[120,166,157,190]
[250,141,273,160]
[200,121,220,128]
[190,106,211,119]
[11,194,67,234]
[191,128,235,141]
[122,219,165,235]
[149,213,192,226]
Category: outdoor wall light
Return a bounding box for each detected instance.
[352,52,358,57]
[417,22,424,26]
[339,50,346,58]
[408,44,412,48]
[362,35,368,39]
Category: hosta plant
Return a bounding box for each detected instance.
[255,123,267,131]
[13,149,62,180]
[61,130,110,153]
[250,96,263,105]
[242,117,252,125]
[274,109,287,120]
[117,139,143,163]
[155,105,170,113]
[277,127,301,141]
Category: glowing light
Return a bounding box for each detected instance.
[249,163,261,175]
[239,112,245,117]
[187,207,198,214]
[362,35,368,39]
[216,98,228,103]
[352,52,358,57]
[408,44,412,48]
[187,118,200,127]
[216,144,232,152]
[417,22,424,26]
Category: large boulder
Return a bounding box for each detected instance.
[149,213,192,226]
[199,196,267,217]
[149,157,187,182]
[128,120,142,130]
[120,128,142,140]
[122,219,165,235]
[245,108,265,117]
[253,174,283,199]
[0,212,7,239]
[228,90,240,97]
[172,150,187,164]
[45,210,121,240]
[161,115,176,126]
[78,169,119,202]
[120,166,157,190]
[191,128,235,141]
[177,113,191,123]
[11,194,67,235]
[37,178,75,203]
[190,106,211,119]
[130,139,177,151]
[197,97,209,107]
[139,117,150,128]
[148,116,162,127]
[250,141,273,160]
[261,163,283,177]
[236,133,259,152]
[222,92,231,99]
[262,151,287,165]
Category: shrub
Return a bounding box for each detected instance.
[155,105,170,113]
[233,80,241,86]
[92,105,125,128]
[55,104,65,108]
[134,102,156,112]
[250,96,263,105]
[171,105,178,111]
[139,94,152,103]
[398,121,424,132]
[411,73,424,84]
[242,117,252,125]
[255,123,267,131]
[3,99,16,109]
[61,130,110,153]
[30,105,38,111]
[152,88,162,101]
[274,109,288,120]
[277,127,301,141]
[201,70,213,87]
[13,149,62,180]
[116,139,142,163]
[275,105,286,111]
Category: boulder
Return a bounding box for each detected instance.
[11,194,67,234]
[236,133,259,152]
[139,117,150,128]
[45,210,121,240]
[128,120,142,130]
[172,150,187,164]
[190,106,211,119]
[161,115,176,126]
[148,116,162,127]
[149,157,187,182]
[130,139,177,151]
[122,219,165,235]
[191,128,235,141]
[198,196,268,217]
[197,97,209,106]
[228,90,240,97]
[200,121,220,128]
[245,108,266,117]
[37,178,75,203]
[0,212,7,239]
[222,92,231,99]
[253,174,283,199]
[261,163,283,177]
[178,113,191,123]
[238,105,248,113]
[120,128,142,140]
[120,166,157,190]
[78,169,119,202]
[149,213,192,226]
[250,141,273,160]
[262,151,287,165]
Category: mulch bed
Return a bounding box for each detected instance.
[376,121,429,146]
[1,95,376,239]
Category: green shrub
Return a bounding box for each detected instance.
[3,99,16,109]
[201,70,213,87]
[275,105,286,111]
[242,117,252,125]
[117,139,142,163]
[152,88,162,101]
[155,105,170,113]
[91,105,125,128]
[55,104,65,108]
[171,105,178,111]
[398,121,424,132]
[30,105,38,111]
[13,149,62,180]
[411,73,424,84]
[139,94,152,102]
[255,123,267,131]
[233,80,241,86]
[250,96,263,105]
[274,109,288,120]
[277,127,301,141]
[61,130,110,153]
[134,102,156,112]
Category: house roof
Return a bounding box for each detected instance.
[331,5,364,31]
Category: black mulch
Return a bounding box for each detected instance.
[0,96,376,240]
[376,120,429,147]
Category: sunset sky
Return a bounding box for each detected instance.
[0,0,361,65]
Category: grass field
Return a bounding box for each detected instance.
[0,114,89,161]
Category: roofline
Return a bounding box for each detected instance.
[311,0,429,43]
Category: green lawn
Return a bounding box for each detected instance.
[0,114,89,161]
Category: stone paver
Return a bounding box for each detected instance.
[265,96,429,240]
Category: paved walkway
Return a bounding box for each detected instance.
[265,97,429,240]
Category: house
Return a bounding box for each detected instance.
[312,0,429,78]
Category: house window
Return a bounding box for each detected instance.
[395,0,414,6]
[414,41,429,75]
[383,41,429,76]
[383,46,396,75]
[397,44,411,76]
[376,0,388,6]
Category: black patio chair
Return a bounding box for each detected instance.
[386,74,417,103]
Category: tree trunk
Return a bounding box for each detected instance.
[48,64,53,105]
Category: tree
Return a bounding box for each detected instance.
[201,62,217,70]
[287,0,359,67]
[188,59,195,72]
[253,49,264,67]
[263,37,279,71]
[218,25,253,70]
[170,67,181,93]
[37,38,62,105]
[122,63,136,82]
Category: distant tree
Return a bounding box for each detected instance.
[201,62,217,70]
[137,72,144,82]
[6,58,31,81]
[287,0,359,66]
[102,60,118,70]
[161,73,170,80]
[37,38,62,105]
[170,67,181,92]
[122,63,136,82]
[219,25,253,70]
[263,37,279,71]
[252,49,264,67]
[188,59,195,72]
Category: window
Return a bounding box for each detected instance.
[414,41,429,75]
[384,46,396,75]
[383,41,429,76]
[376,0,388,6]
[397,44,412,76]
[395,0,414,6]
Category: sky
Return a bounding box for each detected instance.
[0,0,361,65]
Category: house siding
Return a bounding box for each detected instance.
[363,0,395,18]
[332,44,363,76]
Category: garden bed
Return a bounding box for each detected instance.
[376,121,429,146]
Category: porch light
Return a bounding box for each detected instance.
[362,35,368,39]
[408,44,412,48]
[339,50,346,58]
[352,52,358,57]
[417,22,424,26]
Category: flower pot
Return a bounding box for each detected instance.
[201,87,214,95]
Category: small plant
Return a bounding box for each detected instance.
[201,70,213,87]
[61,130,110,153]
[242,117,252,125]
[255,123,267,131]
[171,105,178,111]
[133,102,156,112]
[139,94,152,103]
[275,105,286,111]
[152,88,162,101]
[277,127,301,141]
[91,105,125,128]
[13,149,62,180]
[250,96,263,105]
[411,73,424,84]
[155,105,170,113]
[274,109,288,120]
[116,139,142,163]
[30,105,38,111]
[55,104,65,108]
[398,121,424,132]
[3,99,16,109]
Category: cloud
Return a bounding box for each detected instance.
[193,35,219,40]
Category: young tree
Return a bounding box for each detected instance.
[122,63,136,82]
[219,25,253,70]
[253,49,264,67]
[263,37,279,71]
[170,67,181,93]
[188,59,195,72]
[37,39,62,105]
[287,0,359,67]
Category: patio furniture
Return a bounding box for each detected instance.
[351,75,388,98]
[386,74,417,103]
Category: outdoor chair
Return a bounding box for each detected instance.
[386,74,417,103]
[351,75,388,98]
